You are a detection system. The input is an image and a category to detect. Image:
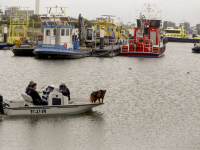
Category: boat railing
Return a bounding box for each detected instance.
[143,39,153,53]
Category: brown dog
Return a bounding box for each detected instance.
[90,90,106,104]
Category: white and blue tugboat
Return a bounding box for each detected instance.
[33,7,92,59]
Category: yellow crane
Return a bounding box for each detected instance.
[7,6,30,43]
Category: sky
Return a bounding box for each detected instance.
[0,0,200,26]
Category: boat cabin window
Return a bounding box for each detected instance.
[53,29,56,36]
[66,29,69,36]
[108,25,114,31]
[116,27,121,32]
[97,25,100,31]
[61,29,65,36]
[101,26,105,30]
[139,39,143,42]
[145,28,149,35]
[71,29,73,35]
[137,19,161,28]
[166,30,180,34]
[46,30,50,36]
[87,29,93,40]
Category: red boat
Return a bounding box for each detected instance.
[120,5,166,58]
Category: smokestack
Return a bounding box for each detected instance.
[35,0,40,15]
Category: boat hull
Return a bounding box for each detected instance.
[12,48,35,56]
[0,43,7,50]
[34,45,91,59]
[4,104,102,116]
[34,51,87,59]
[167,37,200,43]
[192,46,200,53]
[120,45,166,58]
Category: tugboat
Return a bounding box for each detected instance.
[33,7,92,59]
[120,3,166,58]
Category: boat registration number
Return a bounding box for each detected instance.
[30,109,46,114]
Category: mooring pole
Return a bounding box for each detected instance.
[4,26,7,43]
[32,19,34,42]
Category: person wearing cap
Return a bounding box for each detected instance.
[25,81,34,95]
[59,82,70,101]
[30,83,48,105]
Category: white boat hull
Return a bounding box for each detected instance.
[3,96,103,116]
[4,103,102,116]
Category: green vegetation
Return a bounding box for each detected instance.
[69,17,94,28]
[29,14,41,28]
[30,14,40,22]
[0,27,2,35]
[0,20,10,26]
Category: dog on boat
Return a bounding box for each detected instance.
[90,90,106,104]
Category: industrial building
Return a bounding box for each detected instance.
[179,22,190,31]
[4,6,34,19]
[163,21,176,29]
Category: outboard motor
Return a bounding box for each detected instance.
[0,95,4,114]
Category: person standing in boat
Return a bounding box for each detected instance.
[30,83,48,105]
[59,82,71,101]
[25,81,34,95]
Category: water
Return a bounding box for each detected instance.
[0,43,200,150]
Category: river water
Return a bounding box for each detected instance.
[0,42,200,150]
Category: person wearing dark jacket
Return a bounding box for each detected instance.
[30,83,48,105]
[59,82,70,101]
[25,81,34,95]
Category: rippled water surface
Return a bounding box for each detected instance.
[1,43,200,150]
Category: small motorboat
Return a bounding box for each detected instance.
[192,44,200,53]
[0,86,103,116]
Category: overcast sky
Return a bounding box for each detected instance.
[1,0,200,26]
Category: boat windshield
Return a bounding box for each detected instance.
[108,25,114,31]
[97,25,100,31]
[165,30,180,33]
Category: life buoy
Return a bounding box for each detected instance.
[64,43,67,48]
[146,19,151,24]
